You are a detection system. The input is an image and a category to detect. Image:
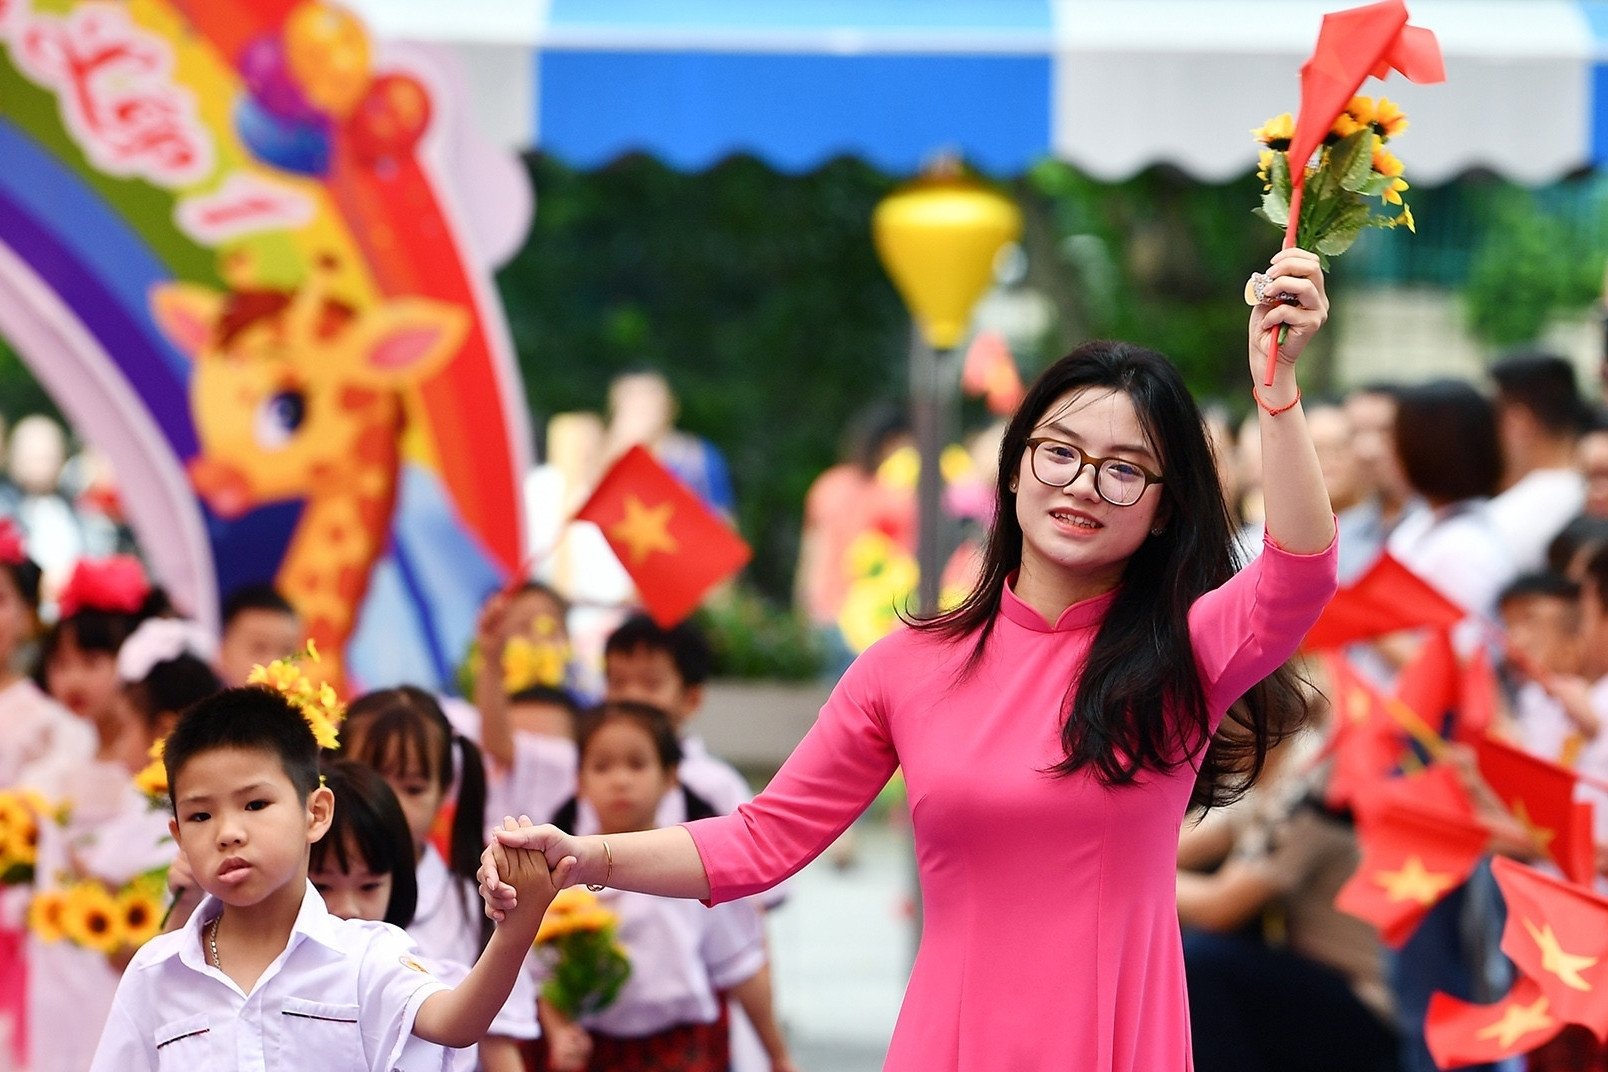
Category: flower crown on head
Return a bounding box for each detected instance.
[57,556,150,619]
[0,520,28,568]
[246,640,343,751]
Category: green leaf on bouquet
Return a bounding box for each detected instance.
[1333,130,1379,195]
[1315,200,1370,256]
[1259,188,1290,227]
[1357,172,1393,198]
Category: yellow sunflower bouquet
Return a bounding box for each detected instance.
[533,887,631,1018]
[29,869,165,956]
[0,789,45,886]
[1252,95,1415,265]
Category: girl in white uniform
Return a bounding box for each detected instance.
[341,686,540,1072]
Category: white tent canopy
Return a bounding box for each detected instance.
[350,0,1607,183]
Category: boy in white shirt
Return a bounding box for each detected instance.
[89,686,568,1072]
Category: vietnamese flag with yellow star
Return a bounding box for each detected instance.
[575,445,751,627]
[1475,735,1580,877]
[1426,975,1567,1068]
[1493,857,1608,1041]
[1335,767,1489,946]
[1301,552,1464,651]
[1318,652,1408,811]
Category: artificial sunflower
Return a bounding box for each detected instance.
[28,888,69,943]
[1344,95,1377,127]
[1251,112,1294,150]
[60,882,124,954]
[1327,112,1365,141]
[117,886,164,949]
[1372,97,1408,140]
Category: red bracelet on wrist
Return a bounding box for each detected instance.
[1252,385,1301,417]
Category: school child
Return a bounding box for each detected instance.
[599,615,783,1071]
[341,687,542,1072]
[0,520,92,797]
[0,525,91,1072]
[308,759,419,929]
[37,556,159,759]
[29,616,216,1072]
[536,701,795,1072]
[88,686,567,1071]
[1493,572,1591,763]
[215,583,302,687]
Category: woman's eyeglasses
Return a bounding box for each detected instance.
[1024,438,1163,507]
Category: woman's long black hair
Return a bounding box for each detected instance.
[913,341,1311,810]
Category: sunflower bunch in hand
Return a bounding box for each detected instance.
[1252,95,1415,265]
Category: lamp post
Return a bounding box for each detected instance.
[873,171,1022,615]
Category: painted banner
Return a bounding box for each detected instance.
[0,0,533,692]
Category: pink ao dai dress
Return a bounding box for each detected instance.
[686,534,1338,1071]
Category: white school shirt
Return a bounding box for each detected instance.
[485,732,577,833]
[408,845,541,1043]
[88,881,452,1072]
[29,761,174,1072]
[1487,468,1584,575]
[0,677,94,799]
[1387,500,1515,638]
[533,886,766,1038]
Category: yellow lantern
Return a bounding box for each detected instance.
[872,173,1022,350]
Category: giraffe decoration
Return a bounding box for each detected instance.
[150,259,468,691]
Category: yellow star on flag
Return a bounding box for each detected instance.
[1523,919,1599,992]
[609,495,678,565]
[1375,855,1458,905]
[1509,799,1556,854]
[1473,994,1555,1049]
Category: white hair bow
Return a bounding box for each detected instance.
[116,618,217,684]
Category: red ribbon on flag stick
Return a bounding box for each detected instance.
[1262,0,1445,384]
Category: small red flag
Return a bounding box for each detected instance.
[1458,646,1502,743]
[1284,1,1446,200]
[1302,553,1464,650]
[576,446,752,628]
[1395,627,1458,737]
[1475,735,1579,874]
[1335,767,1488,947]
[1319,653,1406,810]
[1426,975,1567,1068]
[1568,801,1598,888]
[1492,857,1608,1041]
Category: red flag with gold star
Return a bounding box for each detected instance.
[1426,975,1567,1068]
[1318,652,1408,810]
[1335,768,1488,947]
[575,445,751,628]
[1302,552,1464,650]
[1493,857,1608,1041]
[1475,735,1579,874]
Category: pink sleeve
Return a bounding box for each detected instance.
[1188,523,1339,723]
[683,648,900,905]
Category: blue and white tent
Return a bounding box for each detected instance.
[355,0,1608,183]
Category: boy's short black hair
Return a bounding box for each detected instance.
[577,700,684,771]
[508,683,581,715]
[220,583,298,631]
[1547,515,1608,576]
[163,686,321,808]
[1498,571,1581,609]
[603,614,712,687]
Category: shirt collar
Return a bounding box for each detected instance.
[156,880,341,974]
[998,571,1117,633]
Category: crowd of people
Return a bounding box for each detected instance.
[4,279,1608,1070]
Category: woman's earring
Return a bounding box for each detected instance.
[1150,526,1164,536]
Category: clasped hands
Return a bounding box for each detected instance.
[478,817,592,922]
